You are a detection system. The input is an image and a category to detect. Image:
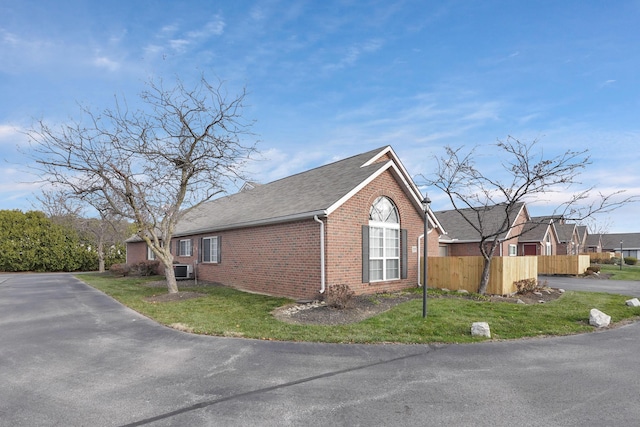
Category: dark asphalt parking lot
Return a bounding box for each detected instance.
[2,273,640,426]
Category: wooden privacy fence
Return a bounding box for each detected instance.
[422,256,538,295]
[537,255,590,275]
[586,252,615,262]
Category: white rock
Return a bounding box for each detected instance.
[516,299,526,304]
[625,298,640,307]
[457,289,469,294]
[471,322,491,338]
[558,289,565,293]
[533,291,543,296]
[589,309,611,328]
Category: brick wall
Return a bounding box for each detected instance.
[325,169,434,295]
[125,167,439,300]
[126,241,148,264]
[170,220,322,300]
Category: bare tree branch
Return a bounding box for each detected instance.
[422,136,637,294]
[25,75,257,293]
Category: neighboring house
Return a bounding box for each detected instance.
[585,234,602,253]
[600,233,640,259]
[555,223,580,255]
[126,146,443,300]
[518,216,559,256]
[433,202,529,257]
[576,226,588,254]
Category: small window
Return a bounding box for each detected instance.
[147,246,156,260]
[508,244,517,256]
[202,236,220,263]
[178,239,193,257]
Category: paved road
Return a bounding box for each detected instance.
[2,273,640,426]
[541,274,640,296]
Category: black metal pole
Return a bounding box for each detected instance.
[422,198,430,318]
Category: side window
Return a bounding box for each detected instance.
[178,239,193,257]
[201,236,221,263]
[147,246,156,260]
[508,244,517,256]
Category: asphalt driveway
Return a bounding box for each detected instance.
[541,274,640,296]
[2,273,640,426]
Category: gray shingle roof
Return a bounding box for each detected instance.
[172,146,398,236]
[601,233,640,250]
[434,202,526,242]
[519,216,552,242]
[555,223,577,243]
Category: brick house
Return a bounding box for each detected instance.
[434,202,529,257]
[126,146,442,300]
[518,216,559,256]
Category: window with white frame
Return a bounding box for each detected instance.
[178,239,193,257]
[508,244,517,256]
[147,246,156,260]
[202,236,220,263]
[368,196,400,281]
[545,234,552,255]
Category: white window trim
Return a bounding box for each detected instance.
[178,239,192,257]
[147,246,156,260]
[508,244,517,257]
[202,236,219,263]
[369,220,401,282]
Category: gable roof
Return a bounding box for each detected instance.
[600,233,640,250]
[519,216,555,243]
[434,202,526,242]
[585,233,602,248]
[555,223,577,243]
[169,146,426,237]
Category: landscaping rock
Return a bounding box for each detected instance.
[625,298,640,307]
[558,289,565,293]
[471,322,491,338]
[533,291,543,296]
[516,299,525,304]
[457,289,469,294]
[589,309,611,328]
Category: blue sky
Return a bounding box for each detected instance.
[1,0,639,232]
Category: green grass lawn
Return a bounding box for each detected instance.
[599,264,640,281]
[78,273,640,344]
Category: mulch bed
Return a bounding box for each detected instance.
[273,288,564,326]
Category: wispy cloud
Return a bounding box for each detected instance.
[323,39,384,71]
[93,55,120,72]
[600,79,616,88]
[145,15,226,58]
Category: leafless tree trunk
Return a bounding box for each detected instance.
[37,189,131,273]
[27,75,256,293]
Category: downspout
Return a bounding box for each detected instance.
[417,234,424,287]
[314,215,326,294]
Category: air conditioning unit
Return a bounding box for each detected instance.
[173,264,193,280]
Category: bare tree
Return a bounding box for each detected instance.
[425,136,634,294]
[27,76,256,293]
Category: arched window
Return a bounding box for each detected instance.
[368,196,400,281]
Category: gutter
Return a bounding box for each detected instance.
[171,209,329,239]
[314,215,326,294]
